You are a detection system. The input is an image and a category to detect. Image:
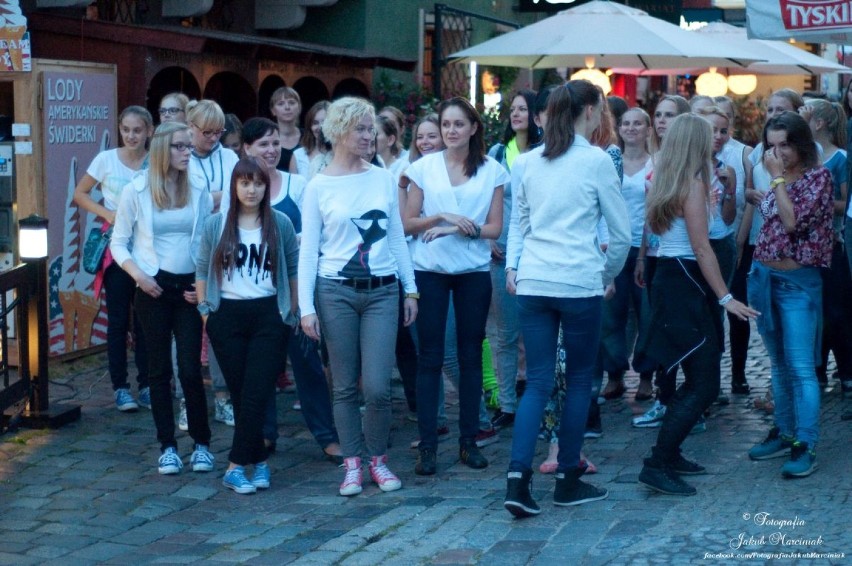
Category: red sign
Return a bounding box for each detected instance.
[781,0,852,31]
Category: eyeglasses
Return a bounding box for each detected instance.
[354,125,377,136]
[192,123,227,138]
[170,143,195,152]
[159,107,183,116]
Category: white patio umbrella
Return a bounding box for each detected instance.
[450,0,765,70]
[612,22,851,76]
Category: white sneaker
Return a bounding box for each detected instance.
[632,400,666,428]
[178,399,188,431]
[215,398,235,427]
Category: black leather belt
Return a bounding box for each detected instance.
[339,275,397,290]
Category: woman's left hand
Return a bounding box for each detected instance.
[724,298,760,321]
[422,225,457,243]
[184,285,198,305]
[403,297,418,327]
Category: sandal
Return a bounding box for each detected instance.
[635,378,654,401]
[602,379,626,400]
[323,443,344,465]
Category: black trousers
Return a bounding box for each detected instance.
[207,296,290,466]
[135,270,209,451]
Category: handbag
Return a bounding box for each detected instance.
[82,224,113,274]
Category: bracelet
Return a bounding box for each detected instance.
[466,225,482,239]
[404,292,420,300]
[769,177,786,190]
[718,293,733,306]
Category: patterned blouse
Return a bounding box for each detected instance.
[753,166,834,268]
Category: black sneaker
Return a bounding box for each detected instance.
[671,453,707,475]
[584,402,603,439]
[638,458,697,496]
[731,382,751,395]
[553,468,608,506]
[491,410,515,430]
[459,440,488,469]
[504,470,540,518]
[415,447,436,476]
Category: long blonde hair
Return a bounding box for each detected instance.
[148,122,190,210]
[647,114,712,235]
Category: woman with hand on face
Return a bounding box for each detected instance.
[299,97,417,496]
[376,115,407,180]
[196,157,299,494]
[74,106,154,413]
[638,114,757,497]
[403,97,507,476]
[746,111,833,478]
[110,121,214,476]
[232,117,343,463]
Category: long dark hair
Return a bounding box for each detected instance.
[542,80,601,160]
[438,97,486,178]
[762,111,819,171]
[211,157,281,285]
[501,89,540,147]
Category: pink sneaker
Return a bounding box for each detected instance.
[339,457,362,496]
[369,455,402,492]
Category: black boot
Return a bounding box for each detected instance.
[638,452,697,496]
[504,470,540,518]
[553,466,608,506]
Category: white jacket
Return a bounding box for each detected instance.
[111,172,213,276]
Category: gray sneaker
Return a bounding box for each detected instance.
[632,400,666,428]
[178,399,188,431]
[215,398,235,427]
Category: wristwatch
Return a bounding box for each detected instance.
[197,301,213,316]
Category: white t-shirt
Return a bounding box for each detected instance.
[220,227,276,299]
[622,160,651,247]
[404,152,509,274]
[298,166,417,316]
[152,204,196,274]
[86,149,145,211]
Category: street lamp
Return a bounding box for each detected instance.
[18,214,48,260]
[16,213,80,428]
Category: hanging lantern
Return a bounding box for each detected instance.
[695,67,728,97]
[570,56,612,95]
[727,74,757,96]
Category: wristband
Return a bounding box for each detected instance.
[769,177,786,190]
[404,292,420,300]
[718,293,733,306]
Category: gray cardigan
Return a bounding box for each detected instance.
[196,210,299,325]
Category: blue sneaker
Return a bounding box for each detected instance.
[251,462,271,489]
[223,467,256,494]
[749,427,794,461]
[781,442,817,478]
[190,444,215,473]
[115,388,139,412]
[137,387,151,410]
[158,447,183,475]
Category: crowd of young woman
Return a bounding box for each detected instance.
[78,80,848,505]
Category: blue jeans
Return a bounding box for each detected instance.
[509,294,602,473]
[489,260,522,413]
[415,270,492,449]
[749,263,822,446]
[262,329,339,450]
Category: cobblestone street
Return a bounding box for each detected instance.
[0,329,849,565]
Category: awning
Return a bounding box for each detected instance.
[27,12,416,71]
[746,1,852,45]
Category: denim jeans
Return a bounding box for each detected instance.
[415,270,491,449]
[135,271,209,451]
[207,297,290,466]
[489,260,523,413]
[509,294,602,473]
[104,263,148,391]
[316,277,398,458]
[818,243,852,379]
[600,246,647,378]
[749,263,822,446]
[262,328,339,449]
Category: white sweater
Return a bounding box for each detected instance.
[509,137,630,297]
